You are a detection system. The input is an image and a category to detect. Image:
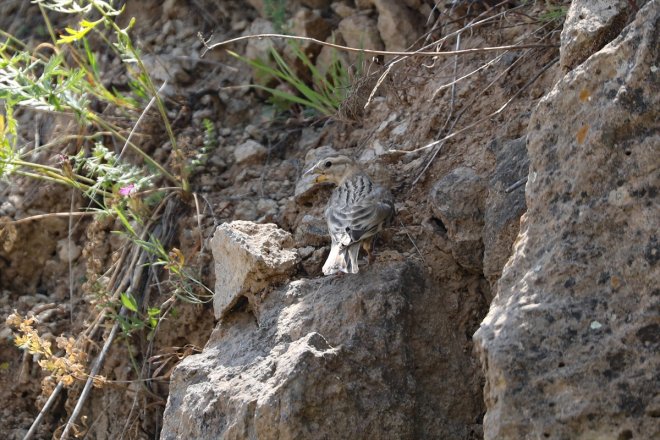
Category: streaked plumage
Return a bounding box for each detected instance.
[305,155,394,275]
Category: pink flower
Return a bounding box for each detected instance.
[119,184,136,196]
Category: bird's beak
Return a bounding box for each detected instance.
[303,164,329,183]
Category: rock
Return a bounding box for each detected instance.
[162,261,484,439]
[234,139,267,164]
[331,2,356,18]
[314,31,350,81]
[475,3,660,439]
[338,13,384,52]
[560,0,631,71]
[142,53,191,85]
[243,19,280,75]
[162,262,418,439]
[233,199,258,220]
[210,221,298,319]
[301,246,328,275]
[256,198,278,219]
[286,8,333,61]
[482,137,528,288]
[355,0,374,9]
[56,239,81,262]
[289,8,332,43]
[429,167,486,272]
[294,214,329,247]
[372,0,422,52]
[297,245,315,259]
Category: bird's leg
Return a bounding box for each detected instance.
[362,237,375,265]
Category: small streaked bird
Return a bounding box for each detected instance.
[305,155,394,275]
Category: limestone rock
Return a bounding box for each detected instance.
[430,167,486,272]
[162,263,417,440]
[482,137,528,288]
[234,139,267,164]
[331,2,356,18]
[560,0,631,71]
[288,8,332,46]
[210,221,298,319]
[475,3,660,439]
[372,0,421,52]
[338,13,384,52]
[162,261,484,439]
[244,19,276,61]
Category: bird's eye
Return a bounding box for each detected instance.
[324,161,332,168]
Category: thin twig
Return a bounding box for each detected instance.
[118,80,167,161]
[1,211,97,225]
[68,190,75,324]
[59,319,121,440]
[22,382,64,440]
[410,32,462,187]
[200,32,557,58]
[505,176,528,193]
[392,56,558,157]
[399,220,427,267]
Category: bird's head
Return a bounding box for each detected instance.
[304,155,359,185]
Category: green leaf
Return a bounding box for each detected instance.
[120,292,138,312]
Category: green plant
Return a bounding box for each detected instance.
[229,42,352,117]
[539,1,568,23]
[1,0,186,190]
[0,0,212,401]
[264,0,288,33]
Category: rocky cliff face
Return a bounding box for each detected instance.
[156,1,658,439]
[475,1,659,439]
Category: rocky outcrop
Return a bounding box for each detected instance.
[211,221,298,319]
[482,137,528,288]
[475,2,659,439]
[429,137,528,287]
[560,0,632,71]
[163,254,485,439]
[162,262,419,439]
[430,167,486,273]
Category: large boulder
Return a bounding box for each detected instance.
[162,261,485,439]
[475,2,659,439]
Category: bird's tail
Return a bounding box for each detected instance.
[322,242,361,275]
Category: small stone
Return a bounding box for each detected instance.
[298,246,315,259]
[57,239,81,262]
[234,140,267,164]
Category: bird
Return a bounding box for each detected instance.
[304,155,394,275]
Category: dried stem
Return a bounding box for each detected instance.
[200,32,557,58]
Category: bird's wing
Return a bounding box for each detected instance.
[326,179,394,247]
